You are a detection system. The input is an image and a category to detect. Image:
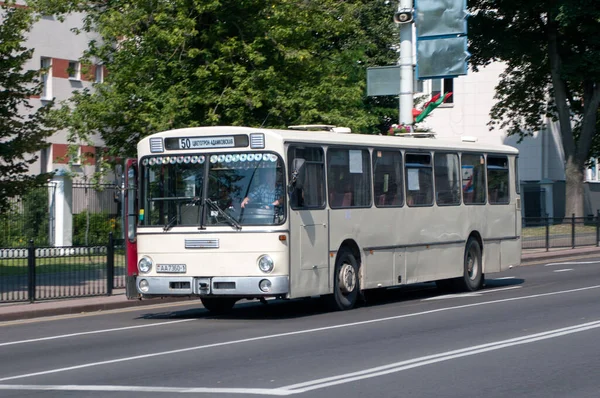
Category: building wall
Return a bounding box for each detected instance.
[3,3,105,179]
[422,63,567,218]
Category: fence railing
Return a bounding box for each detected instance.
[522,214,600,251]
[0,233,125,303]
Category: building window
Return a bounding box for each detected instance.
[40,57,52,100]
[71,146,82,165]
[68,61,81,80]
[431,78,454,104]
[95,64,104,83]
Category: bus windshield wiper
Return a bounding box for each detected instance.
[163,216,177,232]
[205,198,242,230]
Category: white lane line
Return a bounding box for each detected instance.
[282,320,600,394]
[553,269,574,273]
[480,286,522,293]
[545,260,600,267]
[492,277,516,280]
[422,286,522,301]
[2,320,599,395]
[1,284,599,383]
[0,319,195,347]
[0,385,289,395]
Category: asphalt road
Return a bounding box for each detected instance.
[1,257,600,398]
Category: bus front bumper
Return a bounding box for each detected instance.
[136,276,289,297]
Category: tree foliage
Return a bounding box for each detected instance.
[33,0,399,164]
[0,1,55,213]
[469,0,600,216]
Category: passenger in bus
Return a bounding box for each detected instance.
[241,169,283,209]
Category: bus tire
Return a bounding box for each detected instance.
[201,297,237,314]
[458,237,483,292]
[329,247,361,311]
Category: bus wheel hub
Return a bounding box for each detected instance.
[339,263,356,294]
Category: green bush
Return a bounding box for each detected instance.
[73,211,121,246]
[0,188,50,247]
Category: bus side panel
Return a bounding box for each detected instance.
[501,239,521,270]
[363,250,395,289]
[483,242,501,274]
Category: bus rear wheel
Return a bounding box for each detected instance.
[328,247,361,311]
[201,297,237,314]
[457,237,483,292]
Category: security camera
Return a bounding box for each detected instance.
[394,10,413,24]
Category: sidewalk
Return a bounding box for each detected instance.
[2,246,600,322]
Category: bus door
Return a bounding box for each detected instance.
[287,147,330,297]
[123,158,139,299]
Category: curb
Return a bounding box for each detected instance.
[521,248,600,265]
[0,295,196,323]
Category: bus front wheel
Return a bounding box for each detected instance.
[201,297,237,314]
[328,247,361,311]
[458,237,483,292]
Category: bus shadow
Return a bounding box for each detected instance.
[137,277,525,321]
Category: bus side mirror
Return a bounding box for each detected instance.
[289,158,306,191]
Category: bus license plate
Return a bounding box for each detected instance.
[156,264,186,273]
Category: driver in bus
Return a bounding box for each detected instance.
[241,169,283,209]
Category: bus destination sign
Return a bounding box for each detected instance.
[179,136,235,149]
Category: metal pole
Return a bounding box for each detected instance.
[27,240,36,303]
[398,0,414,127]
[596,209,600,247]
[571,213,575,249]
[107,232,114,296]
[545,214,550,252]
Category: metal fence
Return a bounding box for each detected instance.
[0,233,126,303]
[72,183,121,246]
[522,214,600,251]
[0,184,56,248]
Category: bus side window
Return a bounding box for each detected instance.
[287,146,326,209]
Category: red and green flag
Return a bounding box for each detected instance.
[414,92,453,123]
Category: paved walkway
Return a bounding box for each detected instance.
[1,246,600,322]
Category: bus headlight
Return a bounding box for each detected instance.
[257,255,274,273]
[138,256,153,273]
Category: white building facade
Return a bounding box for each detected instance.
[420,62,599,219]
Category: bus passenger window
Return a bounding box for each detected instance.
[405,153,433,207]
[373,150,403,207]
[434,152,461,206]
[487,155,510,204]
[327,148,371,208]
[462,153,486,204]
[287,146,326,209]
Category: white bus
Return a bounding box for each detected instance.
[124,125,521,313]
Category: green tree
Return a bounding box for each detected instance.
[469,0,600,217]
[0,1,55,214]
[33,0,399,165]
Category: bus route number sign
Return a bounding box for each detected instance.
[179,136,235,149]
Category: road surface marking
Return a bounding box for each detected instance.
[1,320,599,395]
[1,284,599,383]
[0,319,195,347]
[553,269,574,273]
[545,260,600,267]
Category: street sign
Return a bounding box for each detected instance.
[415,0,468,38]
[416,36,469,79]
[366,66,400,96]
[415,0,469,80]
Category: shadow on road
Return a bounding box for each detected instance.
[136,277,525,321]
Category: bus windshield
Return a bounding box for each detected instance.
[140,152,285,228]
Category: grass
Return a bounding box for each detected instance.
[522,223,597,238]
